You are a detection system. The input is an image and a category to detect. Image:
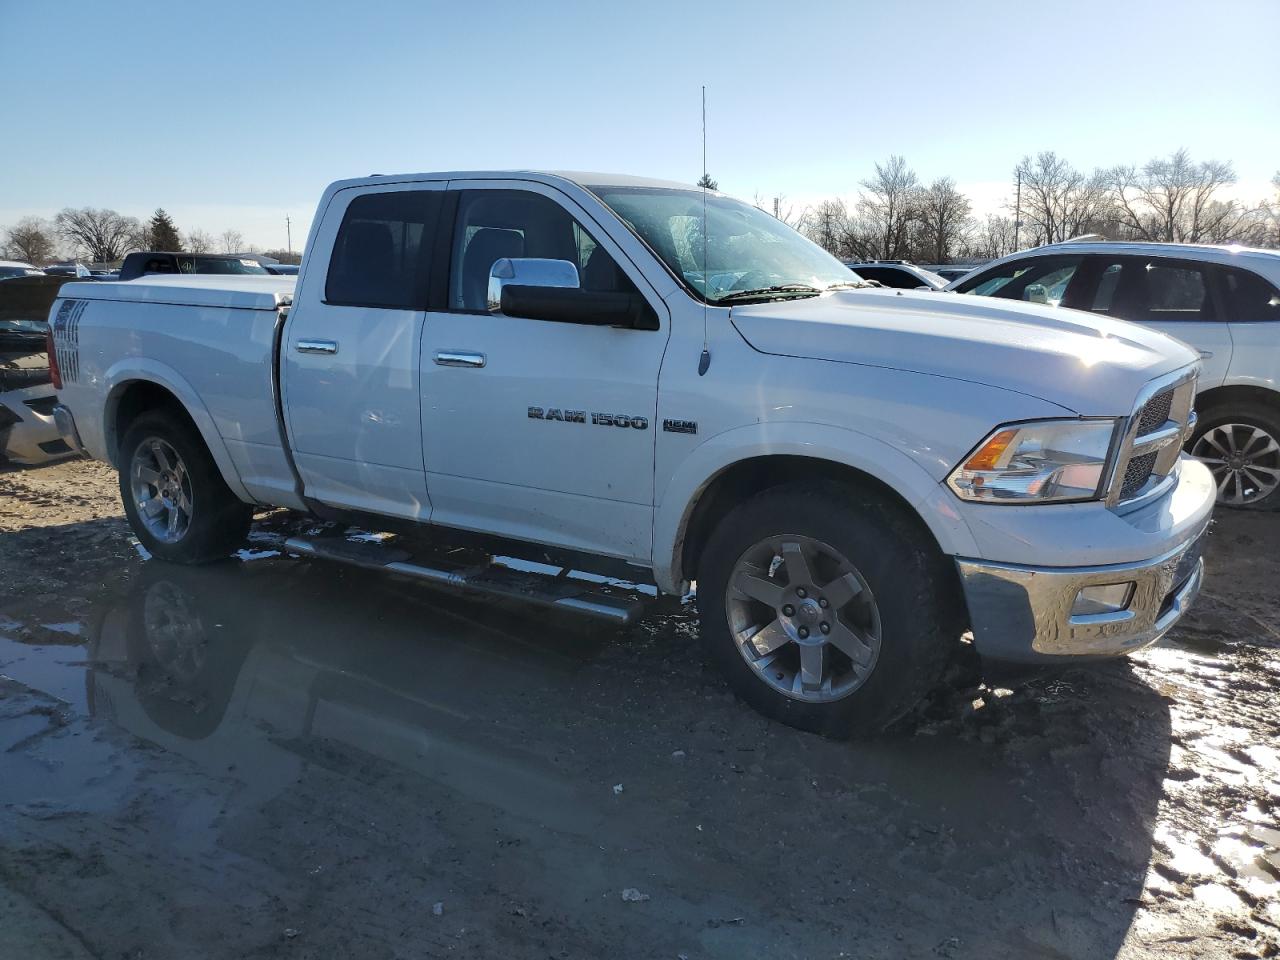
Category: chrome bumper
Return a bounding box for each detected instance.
[52,402,87,456]
[956,527,1207,663]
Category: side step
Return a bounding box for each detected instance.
[258,533,647,626]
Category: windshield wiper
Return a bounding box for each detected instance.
[824,281,870,291]
[715,283,823,303]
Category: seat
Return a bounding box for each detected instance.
[334,221,399,304]
[461,228,524,310]
[581,246,625,292]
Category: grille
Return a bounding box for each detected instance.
[1120,452,1158,500]
[1137,389,1173,435]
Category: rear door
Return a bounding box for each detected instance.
[282,182,444,519]
[1072,255,1232,387]
[418,181,670,562]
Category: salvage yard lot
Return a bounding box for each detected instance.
[1,459,1278,959]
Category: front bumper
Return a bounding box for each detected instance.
[955,466,1212,664]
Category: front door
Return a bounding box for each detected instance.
[282,182,444,519]
[419,182,671,562]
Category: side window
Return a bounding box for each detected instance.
[449,189,637,312]
[1088,259,1215,322]
[956,256,1082,304]
[1222,267,1280,322]
[325,190,441,309]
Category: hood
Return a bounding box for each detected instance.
[729,288,1199,416]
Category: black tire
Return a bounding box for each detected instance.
[1189,401,1280,512]
[696,481,962,738]
[118,410,252,563]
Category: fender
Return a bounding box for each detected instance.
[652,420,981,595]
[102,357,254,505]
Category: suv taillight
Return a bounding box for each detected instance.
[46,324,62,390]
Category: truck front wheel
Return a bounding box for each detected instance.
[118,411,252,563]
[696,482,960,737]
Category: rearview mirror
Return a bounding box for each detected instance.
[487,258,579,313]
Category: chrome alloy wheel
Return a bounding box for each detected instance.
[724,535,882,703]
[130,437,193,543]
[1191,423,1280,505]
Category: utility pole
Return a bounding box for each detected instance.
[286,215,292,254]
[1013,170,1022,253]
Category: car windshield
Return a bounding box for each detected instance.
[0,265,41,280]
[590,186,856,303]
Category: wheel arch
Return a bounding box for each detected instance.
[654,423,979,596]
[103,362,252,504]
[1195,383,1280,416]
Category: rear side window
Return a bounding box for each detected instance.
[1221,267,1280,322]
[854,266,918,289]
[1086,258,1215,322]
[326,190,441,309]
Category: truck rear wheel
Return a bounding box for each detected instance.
[696,481,960,737]
[118,411,252,563]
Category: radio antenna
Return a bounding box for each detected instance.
[698,84,711,376]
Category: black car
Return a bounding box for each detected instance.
[118,251,272,282]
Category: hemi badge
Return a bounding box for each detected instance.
[663,419,697,435]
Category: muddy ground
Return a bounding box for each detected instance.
[0,459,1277,960]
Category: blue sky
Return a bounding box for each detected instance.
[2,0,1277,250]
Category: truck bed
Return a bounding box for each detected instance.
[58,275,295,311]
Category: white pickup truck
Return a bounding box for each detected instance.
[48,171,1215,736]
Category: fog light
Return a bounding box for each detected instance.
[1071,582,1134,617]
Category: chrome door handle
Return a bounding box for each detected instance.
[296,339,338,355]
[434,351,486,368]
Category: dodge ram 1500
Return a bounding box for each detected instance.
[48,171,1214,735]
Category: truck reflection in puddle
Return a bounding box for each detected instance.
[85,558,608,831]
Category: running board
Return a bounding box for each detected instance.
[260,533,647,626]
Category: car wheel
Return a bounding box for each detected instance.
[1189,402,1280,511]
[696,481,962,737]
[118,411,252,562]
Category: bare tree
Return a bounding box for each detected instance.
[185,229,215,253]
[1013,152,1110,245]
[1107,149,1245,243]
[804,199,850,255]
[55,207,143,263]
[858,155,921,260]
[219,229,245,254]
[917,178,972,264]
[967,214,1019,260]
[2,216,58,264]
[752,191,806,229]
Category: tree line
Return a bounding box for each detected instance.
[778,149,1280,264]
[0,207,300,266]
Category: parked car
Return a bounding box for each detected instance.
[949,241,1280,509]
[47,170,1212,736]
[0,260,45,281]
[930,265,978,283]
[845,260,947,290]
[0,276,75,464]
[42,262,92,278]
[117,251,273,282]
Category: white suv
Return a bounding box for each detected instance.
[949,242,1280,509]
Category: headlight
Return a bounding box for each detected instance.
[947,419,1117,503]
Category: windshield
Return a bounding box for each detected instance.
[184,257,269,275]
[590,186,856,302]
[0,265,42,280]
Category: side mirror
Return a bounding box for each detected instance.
[487,258,579,313]
[488,257,659,331]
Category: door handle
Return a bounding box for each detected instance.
[1198,350,1214,359]
[434,351,486,368]
[296,339,338,355]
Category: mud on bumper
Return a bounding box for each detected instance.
[955,526,1207,664]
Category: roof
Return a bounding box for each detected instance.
[0,260,36,269]
[58,274,295,311]
[323,169,700,194]
[1032,240,1280,263]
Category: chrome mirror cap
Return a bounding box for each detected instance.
[487,258,579,313]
